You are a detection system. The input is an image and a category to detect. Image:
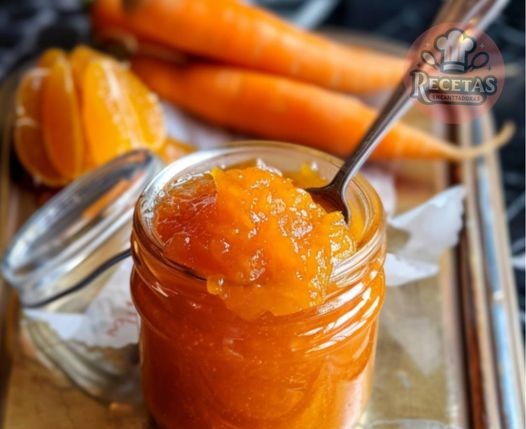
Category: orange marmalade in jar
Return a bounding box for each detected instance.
[131,142,386,429]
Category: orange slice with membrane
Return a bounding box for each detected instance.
[82,58,166,165]
[14,69,67,187]
[70,45,110,89]
[121,67,166,151]
[82,58,139,165]
[41,48,95,174]
[41,56,84,179]
[38,48,67,68]
[70,46,111,172]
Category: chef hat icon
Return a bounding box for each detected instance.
[435,29,476,73]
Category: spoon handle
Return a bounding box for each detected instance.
[329,0,508,196]
[330,79,412,190]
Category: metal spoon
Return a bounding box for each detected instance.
[307,0,508,221]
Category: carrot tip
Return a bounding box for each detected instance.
[459,121,515,160]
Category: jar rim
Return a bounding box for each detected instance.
[133,141,385,286]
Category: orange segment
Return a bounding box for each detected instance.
[70,45,165,169]
[70,45,108,88]
[121,68,166,151]
[41,56,84,179]
[14,69,67,187]
[80,133,96,173]
[82,58,166,165]
[38,48,67,68]
[70,45,112,173]
[82,58,139,165]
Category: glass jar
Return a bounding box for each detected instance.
[131,142,386,429]
[1,150,164,403]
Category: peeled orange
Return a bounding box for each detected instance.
[14,45,169,187]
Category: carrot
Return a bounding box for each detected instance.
[91,0,406,94]
[132,56,512,160]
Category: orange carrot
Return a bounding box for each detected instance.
[132,56,511,160]
[92,0,406,94]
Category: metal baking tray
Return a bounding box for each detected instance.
[0,33,523,429]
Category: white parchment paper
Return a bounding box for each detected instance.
[385,185,466,287]
[26,259,137,348]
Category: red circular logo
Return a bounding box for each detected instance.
[405,23,504,124]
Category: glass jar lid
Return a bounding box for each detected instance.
[1,150,164,308]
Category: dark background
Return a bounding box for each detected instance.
[0,0,524,331]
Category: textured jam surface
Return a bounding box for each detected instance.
[154,165,355,318]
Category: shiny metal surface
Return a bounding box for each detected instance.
[455,116,524,428]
